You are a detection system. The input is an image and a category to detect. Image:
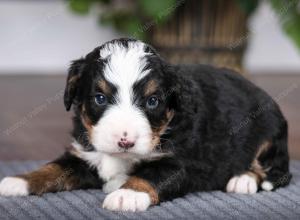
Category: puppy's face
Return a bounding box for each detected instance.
[64,39,178,156]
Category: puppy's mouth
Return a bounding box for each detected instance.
[109,150,172,160]
[111,147,132,155]
[109,151,140,159]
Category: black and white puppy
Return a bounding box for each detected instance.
[0,38,291,212]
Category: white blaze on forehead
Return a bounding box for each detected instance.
[100,41,151,105]
[91,41,154,155]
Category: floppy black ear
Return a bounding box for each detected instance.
[64,58,86,111]
[162,62,182,112]
[169,78,182,112]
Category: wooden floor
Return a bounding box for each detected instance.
[0,74,299,160]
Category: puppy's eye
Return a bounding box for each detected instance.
[95,93,107,106]
[146,96,159,109]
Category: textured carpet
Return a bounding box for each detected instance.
[0,161,299,220]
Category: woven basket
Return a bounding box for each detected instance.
[150,0,248,72]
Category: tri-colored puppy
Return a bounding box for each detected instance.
[0,38,291,212]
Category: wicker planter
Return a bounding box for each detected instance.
[150,0,248,72]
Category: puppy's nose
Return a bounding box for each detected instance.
[118,139,135,149]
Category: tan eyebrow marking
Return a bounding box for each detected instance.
[98,79,111,94]
[144,80,158,96]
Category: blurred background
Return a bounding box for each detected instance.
[0,0,299,160]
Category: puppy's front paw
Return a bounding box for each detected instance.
[102,189,151,212]
[0,177,29,196]
[103,175,128,193]
[226,174,258,194]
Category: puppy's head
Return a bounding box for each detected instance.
[64,38,179,156]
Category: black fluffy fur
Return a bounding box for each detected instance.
[56,38,291,203]
[131,65,291,201]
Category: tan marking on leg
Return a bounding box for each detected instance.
[122,177,159,205]
[18,164,76,195]
[249,160,267,181]
[245,171,260,183]
[256,141,272,159]
[249,141,272,182]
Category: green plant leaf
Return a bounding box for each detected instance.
[100,11,146,39]
[235,0,259,15]
[69,0,92,15]
[269,0,300,49]
[124,18,145,40]
[95,0,111,4]
[138,0,177,22]
[284,16,300,49]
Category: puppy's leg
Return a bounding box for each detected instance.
[103,158,185,212]
[226,141,268,194]
[260,123,291,191]
[0,152,102,196]
[227,124,291,194]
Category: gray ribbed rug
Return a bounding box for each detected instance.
[0,161,299,220]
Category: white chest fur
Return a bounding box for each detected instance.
[71,141,170,192]
[73,147,133,181]
[72,141,136,193]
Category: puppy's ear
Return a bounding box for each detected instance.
[163,63,182,112]
[169,78,181,111]
[64,58,86,111]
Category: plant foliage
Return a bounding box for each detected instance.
[68,0,300,48]
[269,0,300,49]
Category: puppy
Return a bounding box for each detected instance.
[0,38,291,212]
